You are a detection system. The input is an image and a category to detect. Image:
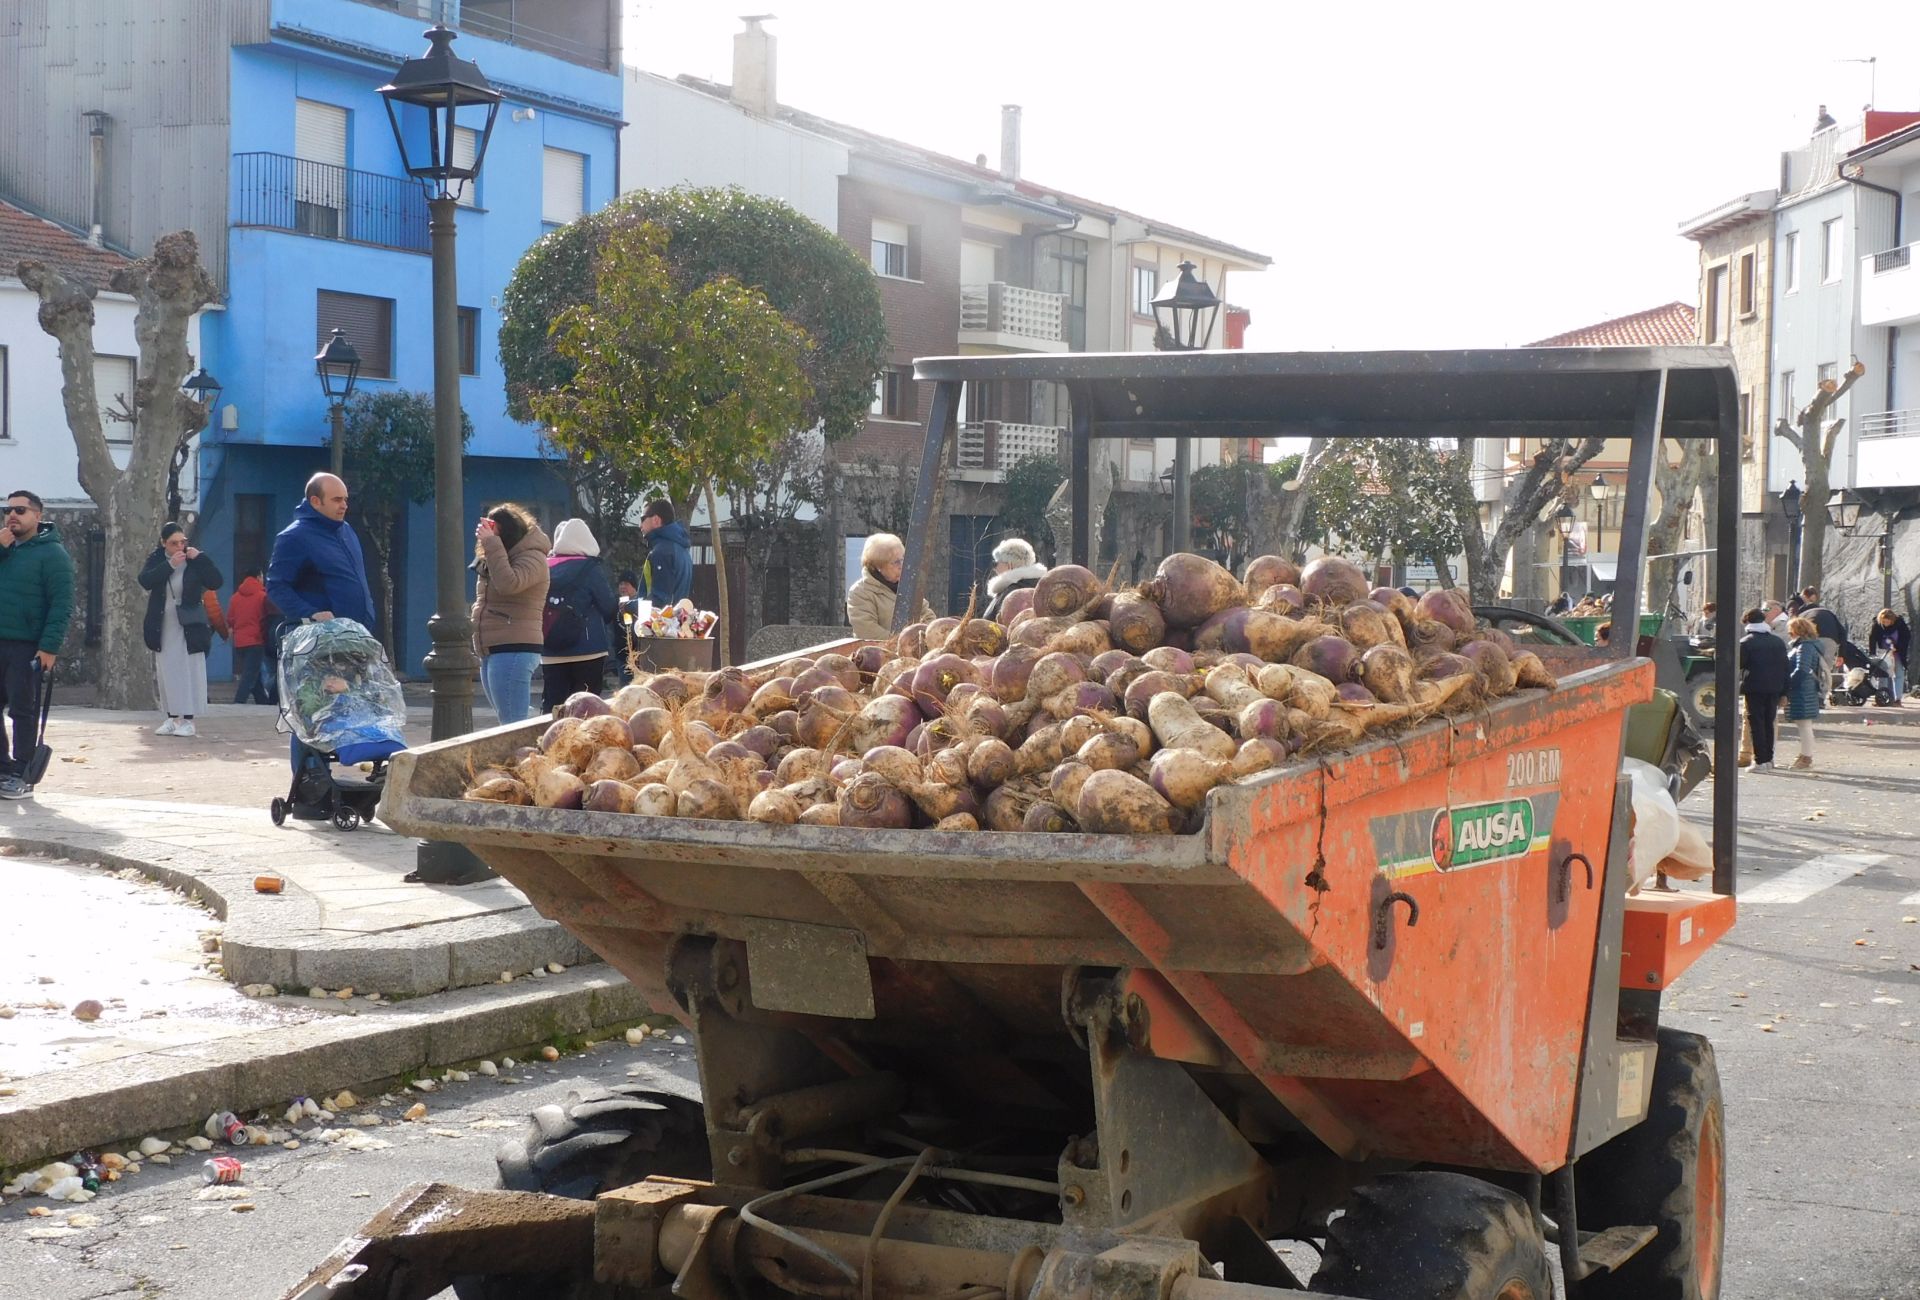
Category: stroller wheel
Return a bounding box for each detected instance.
[332,805,361,832]
[270,797,288,827]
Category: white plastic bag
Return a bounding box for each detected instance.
[1622,757,1680,893]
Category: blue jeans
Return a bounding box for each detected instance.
[481,651,540,726]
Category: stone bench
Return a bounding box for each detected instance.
[745,624,857,663]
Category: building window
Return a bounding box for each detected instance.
[542,147,585,225]
[458,306,479,376]
[871,367,909,420]
[0,345,8,440]
[317,290,394,379]
[1782,231,1800,293]
[1821,218,1844,284]
[870,218,912,279]
[94,354,137,444]
[1779,370,1795,422]
[1131,264,1158,317]
[1704,265,1727,344]
[1739,390,1752,455]
[1738,250,1757,316]
[452,125,479,207]
[293,98,349,239]
[1036,234,1089,350]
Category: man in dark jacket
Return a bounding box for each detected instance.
[640,499,692,607]
[0,490,73,799]
[266,474,374,629]
[1738,607,1789,771]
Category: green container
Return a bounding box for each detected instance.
[1558,613,1666,646]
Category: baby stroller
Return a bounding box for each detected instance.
[1843,648,1898,707]
[270,618,409,832]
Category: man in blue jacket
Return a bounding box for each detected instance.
[640,499,692,607]
[265,473,376,796]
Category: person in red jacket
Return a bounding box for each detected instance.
[226,568,271,705]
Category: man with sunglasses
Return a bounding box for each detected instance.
[0,490,74,799]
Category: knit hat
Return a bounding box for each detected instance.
[551,518,602,558]
[992,537,1036,568]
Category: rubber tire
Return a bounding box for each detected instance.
[1575,1029,1725,1300]
[1311,1171,1553,1299]
[451,1088,709,1300]
[332,805,359,831]
[1686,675,1716,725]
[269,798,287,827]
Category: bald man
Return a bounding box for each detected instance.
[266,472,374,629]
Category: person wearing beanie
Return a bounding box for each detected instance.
[982,537,1047,622]
[540,518,617,710]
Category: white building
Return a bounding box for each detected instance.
[1844,117,1920,487]
[0,198,203,510]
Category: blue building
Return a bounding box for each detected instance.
[0,0,622,677]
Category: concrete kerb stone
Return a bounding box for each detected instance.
[0,968,657,1174]
[0,828,599,997]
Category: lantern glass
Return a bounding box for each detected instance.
[379,25,500,199]
[315,329,361,404]
[1554,505,1576,539]
[1149,261,1222,351]
[1779,480,1802,520]
[180,367,222,406]
[1588,473,1609,502]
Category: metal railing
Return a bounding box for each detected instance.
[231,153,428,253]
[1859,408,1920,439]
[350,1,616,70]
[960,283,1067,345]
[952,421,1066,471]
[1872,244,1913,275]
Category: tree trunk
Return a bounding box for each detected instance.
[702,478,732,666]
[1776,365,1866,595]
[1646,444,1713,618]
[17,231,215,708]
[361,516,397,662]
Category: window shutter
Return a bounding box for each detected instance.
[453,126,478,207]
[542,148,585,225]
[316,291,394,379]
[294,99,348,166]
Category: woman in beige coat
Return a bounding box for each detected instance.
[471,503,550,725]
[847,533,935,640]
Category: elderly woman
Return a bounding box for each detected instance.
[982,538,1047,621]
[1784,615,1825,770]
[847,533,935,640]
[138,522,223,739]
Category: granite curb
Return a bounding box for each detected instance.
[0,829,596,996]
[0,967,655,1173]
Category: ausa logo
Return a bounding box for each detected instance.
[1433,799,1536,870]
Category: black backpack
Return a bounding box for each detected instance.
[542,569,587,652]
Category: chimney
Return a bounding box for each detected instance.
[83,110,109,247]
[1000,104,1021,181]
[732,15,778,118]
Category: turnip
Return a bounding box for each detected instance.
[995,588,1036,626]
[1089,649,1136,682]
[1142,646,1194,674]
[903,780,980,823]
[1457,640,1518,697]
[584,779,640,814]
[862,745,923,788]
[1012,615,1074,650]
[776,747,832,786]
[1416,589,1476,638]
[841,772,913,829]
[1243,555,1302,592]
[1236,697,1291,742]
[647,676,691,707]
[983,781,1044,832]
[1292,635,1361,684]
[1051,760,1094,809]
[1046,620,1112,659]
[1022,801,1076,833]
[799,802,842,827]
[748,789,803,824]
[1340,601,1404,651]
[634,783,677,817]
[608,683,665,717]
[1299,556,1371,607]
[1074,769,1180,835]
[1235,738,1287,774]
[945,618,1008,658]
[1108,594,1168,654]
[791,665,841,696]
[676,779,737,821]
[1077,731,1142,771]
[967,738,1016,788]
[934,812,980,832]
[702,669,753,714]
[1148,748,1232,810]
[925,617,960,650]
[797,685,859,750]
[583,747,643,783]
[852,644,888,680]
[561,691,612,719]
[897,624,929,659]
[1512,651,1558,690]
[846,693,923,755]
[1336,682,1377,705]
[705,741,763,769]
[1043,680,1117,722]
[831,757,864,784]
[1357,644,1418,704]
[987,645,1043,703]
[1142,553,1246,629]
[1146,691,1238,760]
[734,725,781,760]
[464,777,531,805]
[1215,609,1335,664]
[1026,652,1086,704]
[923,745,971,788]
[746,678,797,719]
[1255,584,1306,615]
[1015,716,1102,775]
[1124,669,1196,720]
[1369,588,1418,621]
[1033,564,1102,618]
[768,709,801,741]
[532,769,586,809]
[815,653,862,691]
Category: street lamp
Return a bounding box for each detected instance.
[1554,504,1577,603]
[1826,489,1893,608]
[1827,488,1863,531]
[169,367,222,521]
[315,329,360,475]
[1148,262,1220,555]
[1780,480,1804,595]
[382,25,499,884]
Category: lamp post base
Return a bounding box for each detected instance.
[408,838,496,886]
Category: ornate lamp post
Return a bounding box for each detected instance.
[169,367,222,521]
[1780,480,1803,595]
[382,26,499,884]
[315,329,361,475]
[1554,503,1577,602]
[1149,261,1222,554]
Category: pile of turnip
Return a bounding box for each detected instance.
[463,552,1558,836]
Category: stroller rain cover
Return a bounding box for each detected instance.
[278,618,408,765]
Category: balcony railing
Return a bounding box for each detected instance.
[952,421,1065,472]
[232,153,428,253]
[1859,408,1920,439]
[349,1,617,71]
[959,283,1068,350]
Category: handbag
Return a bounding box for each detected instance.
[176,595,213,655]
[24,661,53,786]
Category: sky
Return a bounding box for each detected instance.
[621,1,1920,352]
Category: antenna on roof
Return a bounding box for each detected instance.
[1838,56,1877,109]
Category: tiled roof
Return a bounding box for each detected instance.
[676,76,1271,267]
[0,198,131,291]
[1527,302,1698,348]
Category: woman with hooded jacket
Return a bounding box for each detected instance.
[470,503,550,725]
[1784,615,1825,770]
[981,538,1047,622]
[541,518,618,710]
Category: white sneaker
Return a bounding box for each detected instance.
[1750,761,1774,772]
[155,718,178,736]
[174,720,197,738]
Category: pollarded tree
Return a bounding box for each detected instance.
[340,390,473,661]
[531,222,814,661]
[16,232,217,708]
[502,185,886,443]
[1450,435,1613,603]
[1775,360,1868,592]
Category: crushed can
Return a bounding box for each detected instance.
[203,1156,244,1185]
[215,1111,250,1145]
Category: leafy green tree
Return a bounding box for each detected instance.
[1307,439,1476,584]
[531,222,813,660]
[340,389,474,659]
[998,453,1067,562]
[502,186,886,443]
